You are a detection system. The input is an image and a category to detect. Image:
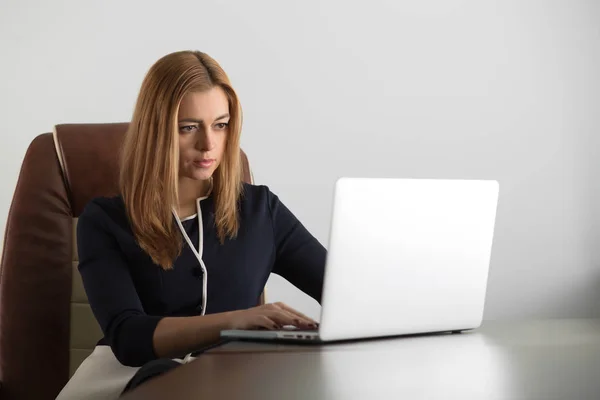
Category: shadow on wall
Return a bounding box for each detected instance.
[591,275,600,318]
[563,273,600,318]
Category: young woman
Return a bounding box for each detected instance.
[57,50,326,399]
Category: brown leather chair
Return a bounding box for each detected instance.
[0,123,261,400]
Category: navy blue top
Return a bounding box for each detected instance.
[77,183,327,367]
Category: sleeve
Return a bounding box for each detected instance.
[267,189,327,303]
[77,202,163,367]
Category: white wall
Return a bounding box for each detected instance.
[1,0,599,321]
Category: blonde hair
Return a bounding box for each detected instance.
[119,50,243,269]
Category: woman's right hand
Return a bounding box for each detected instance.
[228,302,318,330]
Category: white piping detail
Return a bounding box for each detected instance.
[52,126,70,191]
[172,183,212,313]
[173,202,208,317]
[173,195,210,365]
[196,198,204,259]
[180,213,197,222]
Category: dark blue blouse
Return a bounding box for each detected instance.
[77,183,326,366]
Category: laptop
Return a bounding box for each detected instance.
[221,177,500,343]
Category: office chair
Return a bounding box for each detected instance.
[0,123,262,400]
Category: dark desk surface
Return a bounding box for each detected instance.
[122,319,600,399]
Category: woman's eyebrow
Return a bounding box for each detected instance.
[178,114,230,124]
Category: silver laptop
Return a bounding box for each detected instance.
[221,177,500,343]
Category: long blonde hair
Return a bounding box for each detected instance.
[120,50,243,270]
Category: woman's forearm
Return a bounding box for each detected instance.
[151,303,317,360]
[152,312,235,359]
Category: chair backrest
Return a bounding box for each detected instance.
[0,123,256,400]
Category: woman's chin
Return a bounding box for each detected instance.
[180,172,212,182]
[193,169,215,181]
[181,165,217,182]
[190,173,213,181]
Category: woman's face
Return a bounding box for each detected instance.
[177,86,230,182]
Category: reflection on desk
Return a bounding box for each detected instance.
[121,319,600,400]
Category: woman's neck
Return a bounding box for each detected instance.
[177,178,212,218]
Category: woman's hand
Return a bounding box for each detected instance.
[228,302,318,330]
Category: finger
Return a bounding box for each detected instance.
[265,309,298,328]
[266,309,315,329]
[272,307,315,328]
[274,302,318,325]
[277,309,314,328]
[255,315,280,330]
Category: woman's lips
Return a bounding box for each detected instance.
[194,159,214,168]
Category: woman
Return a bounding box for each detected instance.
[57,50,326,399]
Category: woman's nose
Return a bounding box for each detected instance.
[196,131,215,151]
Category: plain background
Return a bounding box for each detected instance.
[1,0,599,321]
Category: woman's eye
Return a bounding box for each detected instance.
[179,125,197,133]
[215,122,229,130]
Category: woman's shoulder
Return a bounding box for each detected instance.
[240,182,294,224]
[241,182,269,198]
[240,182,280,208]
[78,195,128,228]
[79,186,283,223]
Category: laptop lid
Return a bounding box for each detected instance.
[318,178,499,342]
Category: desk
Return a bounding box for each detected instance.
[122,319,600,399]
